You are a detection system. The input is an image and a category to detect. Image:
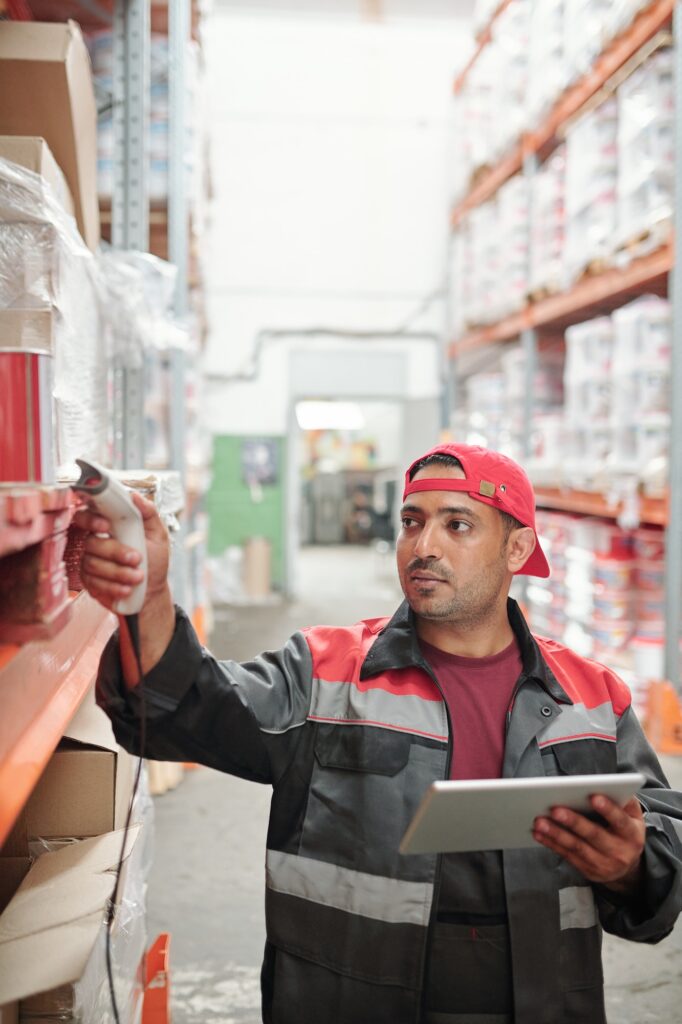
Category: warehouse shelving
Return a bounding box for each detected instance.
[6,0,205,40]
[451,0,675,225]
[450,242,673,355]
[448,0,682,693]
[532,487,667,526]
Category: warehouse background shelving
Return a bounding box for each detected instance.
[447,0,682,697]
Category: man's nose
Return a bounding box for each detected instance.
[413,523,442,560]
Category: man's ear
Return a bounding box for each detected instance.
[506,527,536,573]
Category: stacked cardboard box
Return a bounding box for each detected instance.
[0,691,149,1022]
[0,21,107,482]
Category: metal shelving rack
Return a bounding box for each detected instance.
[448,0,682,693]
[112,0,150,469]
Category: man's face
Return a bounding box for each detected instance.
[396,463,512,627]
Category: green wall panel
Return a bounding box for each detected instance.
[207,435,285,587]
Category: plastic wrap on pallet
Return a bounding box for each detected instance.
[529,146,566,296]
[0,157,108,476]
[98,248,183,369]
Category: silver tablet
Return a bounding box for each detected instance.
[399,772,645,854]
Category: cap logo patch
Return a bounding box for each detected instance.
[479,480,496,497]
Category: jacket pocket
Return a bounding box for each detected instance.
[541,738,617,778]
[302,724,441,879]
[314,723,411,775]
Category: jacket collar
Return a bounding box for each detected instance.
[360,596,572,706]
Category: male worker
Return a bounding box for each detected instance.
[78,443,682,1024]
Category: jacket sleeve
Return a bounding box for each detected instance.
[95,605,313,785]
[594,704,682,943]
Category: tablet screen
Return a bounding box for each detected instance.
[399,772,645,854]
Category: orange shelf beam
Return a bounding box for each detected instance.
[535,487,668,525]
[453,0,514,94]
[451,0,674,224]
[532,241,673,329]
[449,242,673,356]
[452,142,524,226]
[0,592,115,849]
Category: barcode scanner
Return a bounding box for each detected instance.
[73,458,148,615]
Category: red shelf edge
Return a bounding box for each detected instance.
[0,593,116,849]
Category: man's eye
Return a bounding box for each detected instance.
[448,520,471,532]
[401,517,417,528]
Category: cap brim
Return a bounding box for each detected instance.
[516,535,551,579]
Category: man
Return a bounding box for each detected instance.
[79,443,682,1024]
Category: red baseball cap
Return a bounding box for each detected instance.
[403,443,550,578]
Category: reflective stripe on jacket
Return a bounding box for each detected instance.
[96,598,682,1024]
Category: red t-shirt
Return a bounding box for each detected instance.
[419,637,523,780]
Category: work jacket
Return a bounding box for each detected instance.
[96,598,682,1024]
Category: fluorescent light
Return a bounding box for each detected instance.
[295,401,366,431]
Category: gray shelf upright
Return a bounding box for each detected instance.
[112,0,150,470]
[665,0,682,692]
[168,0,189,485]
[167,0,192,608]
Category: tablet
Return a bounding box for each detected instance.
[399,772,645,854]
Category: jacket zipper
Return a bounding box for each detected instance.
[416,658,453,1024]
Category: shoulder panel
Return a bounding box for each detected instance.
[536,635,632,717]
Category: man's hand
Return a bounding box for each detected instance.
[533,795,646,894]
[74,491,176,680]
[74,491,170,612]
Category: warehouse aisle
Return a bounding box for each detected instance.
[147,545,682,1024]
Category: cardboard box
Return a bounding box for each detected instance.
[0,826,142,1008]
[0,21,100,251]
[0,1002,18,1024]
[0,137,74,220]
[20,688,136,842]
[0,860,30,916]
[0,309,54,355]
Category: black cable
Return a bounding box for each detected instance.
[105,612,147,1024]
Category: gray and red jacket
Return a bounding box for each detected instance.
[96,598,682,1024]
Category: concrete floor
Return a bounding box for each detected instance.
[146,545,682,1023]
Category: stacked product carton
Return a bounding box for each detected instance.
[528,145,565,297]
[0,152,107,480]
[617,48,674,249]
[563,297,672,486]
[564,98,618,283]
[527,515,666,714]
[0,690,152,1023]
[0,20,107,481]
